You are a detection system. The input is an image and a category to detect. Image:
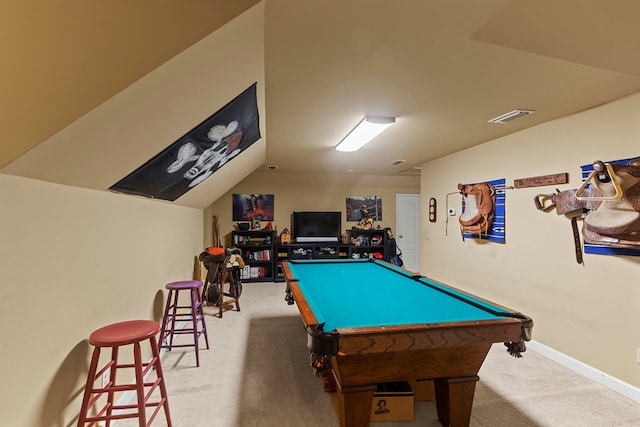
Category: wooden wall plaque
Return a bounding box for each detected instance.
[513,173,568,189]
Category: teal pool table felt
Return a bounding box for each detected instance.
[286,259,513,332]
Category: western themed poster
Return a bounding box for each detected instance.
[232,194,275,221]
[346,195,382,221]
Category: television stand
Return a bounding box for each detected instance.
[273,229,390,282]
[274,241,350,281]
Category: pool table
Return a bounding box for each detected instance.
[282,258,533,427]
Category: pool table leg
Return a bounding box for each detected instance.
[434,375,479,427]
[334,377,376,427]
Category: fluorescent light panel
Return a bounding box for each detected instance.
[335,116,396,152]
[488,109,534,124]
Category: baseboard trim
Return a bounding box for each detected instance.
[527,340,640,403]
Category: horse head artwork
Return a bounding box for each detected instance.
[457,182,496,236]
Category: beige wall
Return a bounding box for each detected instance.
[204,171,420,247]
[0,174,203,427]
[420,91,640,388]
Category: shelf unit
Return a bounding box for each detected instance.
[274,242,350,282]
[232,230,277,282]
[279,242,350,260]
[235,228,391,283]
[347,228,389,261]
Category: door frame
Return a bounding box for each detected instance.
[395,193,421,272]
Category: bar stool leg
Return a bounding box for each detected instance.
[106,346,119,426]
[159,289,180,351]
[189,289,201,367]
[169,290,180,349]
[159,289,173,350]
[150,334,173,427]
[196,288,210,351]
[131,341,146,427]
[77,347,101,427]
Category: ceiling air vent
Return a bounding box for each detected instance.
[488,109,535,124]
[389,159,406,166]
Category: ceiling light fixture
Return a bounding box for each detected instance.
[488,109,535,124]
[335,116,396,152]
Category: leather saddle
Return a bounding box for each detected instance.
[198,247,244,304]
[580,160,640,248]
[534,158,640,257]
[458,182,496,235]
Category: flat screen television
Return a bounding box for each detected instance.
[292,211,342,243]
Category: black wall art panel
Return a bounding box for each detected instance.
[110,83,260,201]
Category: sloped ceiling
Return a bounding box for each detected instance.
[0,0,260,167]
[2,1,265,209]
[3,0,640,209]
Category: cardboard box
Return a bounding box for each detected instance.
[410,378,435,402]
[370,381,414,422]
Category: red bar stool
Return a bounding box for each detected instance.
[77,320,171,427]
[159,280,209,367]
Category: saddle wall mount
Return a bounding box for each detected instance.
[534,158,640,262]
[458,182,497,237]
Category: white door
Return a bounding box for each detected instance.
[396,194,420,272]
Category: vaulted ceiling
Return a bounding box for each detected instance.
[0,0,260,168]
[3,0,640,208]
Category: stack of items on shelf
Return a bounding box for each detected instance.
[244,249,271,261]
[240,265,270,280]
[232,230,277,282]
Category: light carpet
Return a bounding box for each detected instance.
[118,281,640,426]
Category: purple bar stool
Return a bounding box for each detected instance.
[77,320,172,426]
[158,280,209,367]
